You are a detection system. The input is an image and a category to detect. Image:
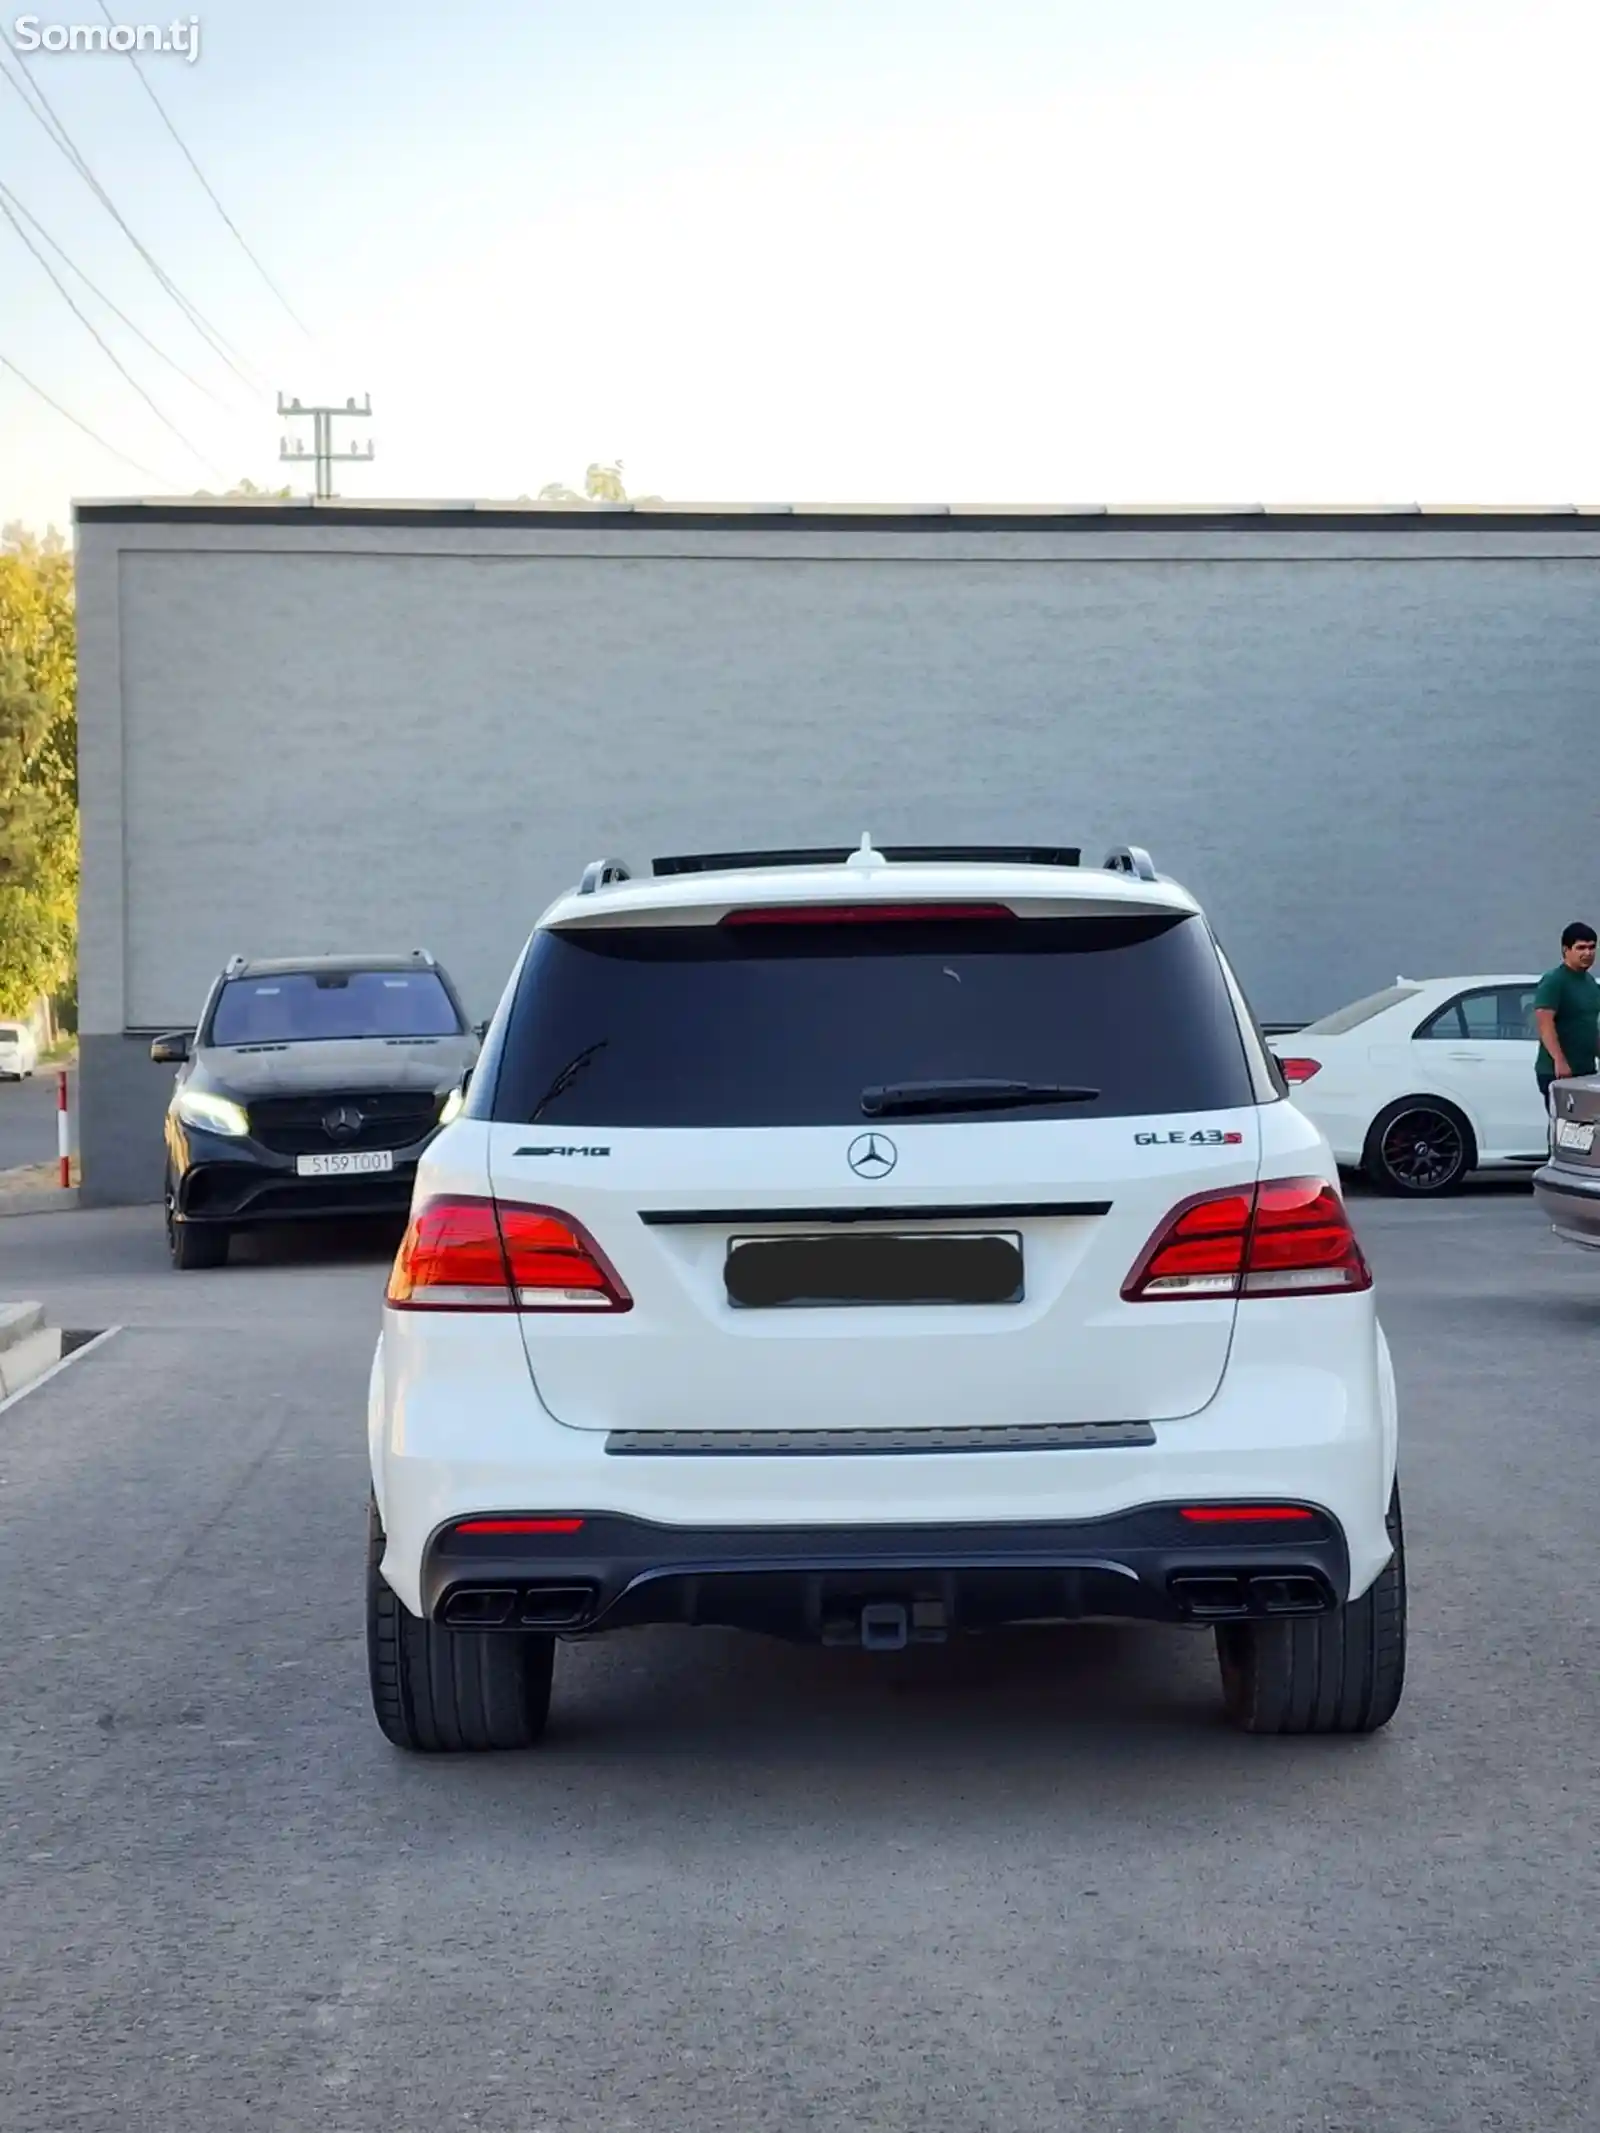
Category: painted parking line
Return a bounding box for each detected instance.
[0,1325,122,1417]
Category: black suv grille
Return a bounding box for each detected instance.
[248,1089,443,1156]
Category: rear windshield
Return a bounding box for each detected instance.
[0,1026,21,1041]
[209,970,461,1045]
[1302,984,1422,1037]
[486,913,1255,1127]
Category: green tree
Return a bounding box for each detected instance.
[192,478,296,499]
[0,654,54,884]
[530,461,661,505]
[0,524,77,1014]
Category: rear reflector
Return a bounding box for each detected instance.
[387,1195,631,1312]
[1277,1057,1323,1084]
[453,1517,585,1536]
[1180,1505,1315,1524]
[720,902,1015,926]
[1122,1177,1370,1301]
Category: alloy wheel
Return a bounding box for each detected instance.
[1379,1107,1466,1192]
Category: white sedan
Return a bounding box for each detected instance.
[1269,974,1545,1194]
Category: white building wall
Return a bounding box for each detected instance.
[74,505,1600,1202]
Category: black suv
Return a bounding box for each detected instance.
[152,951,480,1269]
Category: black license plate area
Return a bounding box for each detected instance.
[725,1231,1024,1308]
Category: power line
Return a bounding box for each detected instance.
[0,188,228,479]
[0,45,260,388]
[0,47,265,394]
[0,177,236,411]
[94,0,311,340]
[0,348,179,486]
[4,44,263,389]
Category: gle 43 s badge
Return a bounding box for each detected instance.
[1135,1128,1244,1146]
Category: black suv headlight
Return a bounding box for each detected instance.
[174,1089,250,1138]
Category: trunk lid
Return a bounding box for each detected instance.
[489,1112,1260,1432]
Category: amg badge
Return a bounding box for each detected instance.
[513,1144,612,1157]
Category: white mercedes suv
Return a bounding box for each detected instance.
[366,839,1405,1751]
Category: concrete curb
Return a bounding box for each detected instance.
[0,1301,45,1346]
[0,1301,63,1400]
[0,1188,81,1218]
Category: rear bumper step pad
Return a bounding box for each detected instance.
[604,1421,1157,1455]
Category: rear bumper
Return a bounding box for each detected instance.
[1532,1163,1600,1248]
[420,1504,1350,1641]
[371,1307,1399,1620]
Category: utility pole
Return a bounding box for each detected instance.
[277,393,375,498]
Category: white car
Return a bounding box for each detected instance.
[1270,975,1545,1195]
[366,837,1404,1751]
[0,1022,39,1079]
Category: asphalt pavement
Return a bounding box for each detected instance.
[0,1064,68,1174]
[1,1186,1596,2133]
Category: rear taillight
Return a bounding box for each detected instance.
[1122,1178,1370,1302]
[720,902,1015,925]
[1244,1179,1372,1296]
[1277,1057,1323,1084]
[452,1517,585,1535]
[1179,1505,1315,1524]
[387,1195,631,1312]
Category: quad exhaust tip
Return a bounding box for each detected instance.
[441,1587,518,1628]
[518,1584,597,1628]
[441,1583,597,1630]
[1168,1571,1330,1620]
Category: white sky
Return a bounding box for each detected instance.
[3,0,1597,528]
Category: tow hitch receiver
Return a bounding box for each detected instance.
[822,1596,949,1648]
[859,1602,910,1651]
[824,1596,950,1650]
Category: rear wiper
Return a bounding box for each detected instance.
[527,1039,608,1121]
[861,1078,1100,1118]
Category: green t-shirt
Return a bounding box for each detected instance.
[1534,962,1600,1082]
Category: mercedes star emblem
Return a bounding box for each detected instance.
[324,1104,364,1141]
[847,1131,898,1178]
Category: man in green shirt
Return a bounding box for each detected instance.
[1534,921,1600,1104]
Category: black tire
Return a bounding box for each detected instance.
[1363,1098,1474,1196]
[1216,1486,1407,1736]
[366,1497,555,1753]
[168,1205,230,1269]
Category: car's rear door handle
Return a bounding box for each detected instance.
[1447,1050,1485,1062]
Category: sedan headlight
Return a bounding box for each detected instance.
[174,1088,250,1138]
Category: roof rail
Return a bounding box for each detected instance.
[1102,845,1157,882]
[410,947,436,965]
[652,842,1083,877]
[577,858,632,895]
[223,953,248,977]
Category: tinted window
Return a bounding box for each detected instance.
[209,971,461,1045]
[1418,986,1537,1043]
[486,913,1254,1128]
[1302,985,1422,1036]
